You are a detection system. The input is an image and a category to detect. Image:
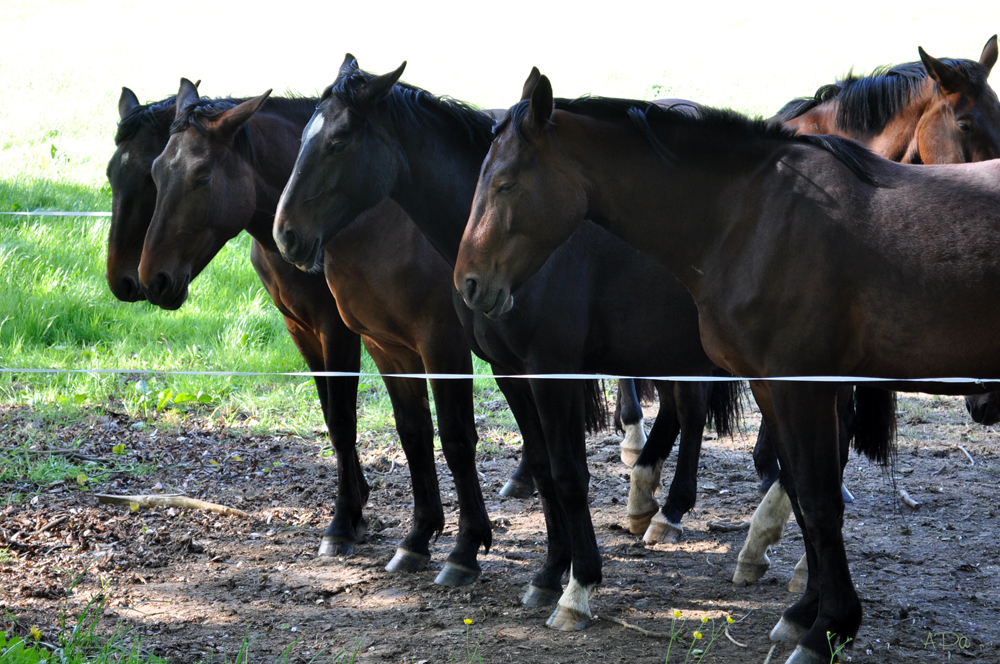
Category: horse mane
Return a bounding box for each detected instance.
[323,70,495,147]
[169,95,317,167]
[781,58,990,133]
[501,96,882,186]
[115,96,177,145]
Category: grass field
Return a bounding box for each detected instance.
[1,0,999,432]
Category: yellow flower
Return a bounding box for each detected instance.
[727,616,734,624]
[693,631,703,640]
[464,618,473,625]
[701,616,709,624]
[30,626,41,641]
[673,610,682,619]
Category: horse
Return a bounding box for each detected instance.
[130,80,497,586]
[267,57,892,630]
[737,37,1000,590]
[778,35,1000,163]
[454,71,999,663]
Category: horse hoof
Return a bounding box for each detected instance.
[546,605,590,631]
[628,510,657,536]
[841,483,855,504]
[522,584,562,607]
[785,645,826,664]
[788,566,808,594]
[770,616,809,644]
[499,477,535,499]
[732,558,770,585]
[317,536,355,557]
[642,513,682,544]
[434,562,480,587]
[384,548,430,573]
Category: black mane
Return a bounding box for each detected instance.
[779,58,989,133]
[500,96,881,186]
[324,69,495,147]
[169,95,317,166]
[115,96,177,145]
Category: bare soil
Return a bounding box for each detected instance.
[2,392,999,664]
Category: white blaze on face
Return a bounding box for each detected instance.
[302,113,325,149]
[120,152,130,167]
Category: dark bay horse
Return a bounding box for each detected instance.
[133,80,492,586]
[268,57,843,629]
[779,35,1000,163]
[107,84,372,562]
[454,72,999,663]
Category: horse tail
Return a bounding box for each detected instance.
[851,386,897,466]
[706,371,746,438]
[773,82,843,123]
[584,379,609,434]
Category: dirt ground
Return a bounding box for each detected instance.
[2,391,999,664]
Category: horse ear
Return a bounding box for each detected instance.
[119,87,140,119]
[175,77,200,118]
[919,47,967,94]
[527,74,554,129]
[210,90,272,140]
[980,35,998,74]
[194,79,202,90]
[338,53,359,80]
[358,61,406,107]
[520,67,542,101]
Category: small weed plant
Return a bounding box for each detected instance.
[663,610,733,663]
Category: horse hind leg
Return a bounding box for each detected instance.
[618,379,647,467]
[628,382,678,536]
[644,381,709,544]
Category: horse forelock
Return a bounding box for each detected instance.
[115,96,177,145]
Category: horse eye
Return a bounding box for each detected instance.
[329,141,348,154]
[957,121,971,133]
[195,175,212,188]
[496,181,516,194]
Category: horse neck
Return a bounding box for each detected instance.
[389,110,493,266]
[564,115,761,297]
[243,111,312,250]
[850,78,935,161]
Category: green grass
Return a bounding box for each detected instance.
[1,0,998,431]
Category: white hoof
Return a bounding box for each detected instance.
[643,512,682,544]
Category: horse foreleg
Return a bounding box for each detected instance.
[732,475,792,585]
[628,381,677,535]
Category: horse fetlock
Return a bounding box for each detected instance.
[732,552,771,585]
[642,512,682,544]
[619,419,647,467]
[628,461,662,513]
[546,572,595,631]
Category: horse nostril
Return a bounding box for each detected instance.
[149,272,173,301]
[278,226,299,255]
[463,277,479,304]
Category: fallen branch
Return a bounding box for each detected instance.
[898,489,921,509]
[724,625,747,648]
[32,515,69,536]
[600,615,682,638]
[95,494,250,518]
[707,520,750,533]
[762,643,779,664]
[957,445,975,466]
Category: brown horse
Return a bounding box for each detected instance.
[455,71,999,663]
[135,80,491,586]
[737,38,1000,589]
[779,35,1000,163]
[107,84,375,561]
